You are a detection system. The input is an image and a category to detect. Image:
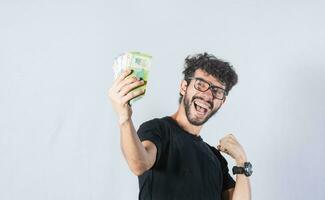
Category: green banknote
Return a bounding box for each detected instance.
[113,52,152,104]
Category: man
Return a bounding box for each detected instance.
[108,52,252,200]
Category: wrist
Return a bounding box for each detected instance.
[119,115,131,126]
[232,162,253,177]
[235,156,247,166]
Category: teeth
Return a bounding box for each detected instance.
[194,100,210,110]
[194,102,207,114]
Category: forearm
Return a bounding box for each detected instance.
[119,118,150,175]
[232,160,251,200]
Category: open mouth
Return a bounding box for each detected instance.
[193,99,211,116]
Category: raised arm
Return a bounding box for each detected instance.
[218,134,252,200]
[108,69,157,176]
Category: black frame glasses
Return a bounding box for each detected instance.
[188,77,227,100]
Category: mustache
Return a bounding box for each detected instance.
[192,96,213,109]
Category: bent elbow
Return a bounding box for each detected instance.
[130,162,150,176]
[132,168,146,176]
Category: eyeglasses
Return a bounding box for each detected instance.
[188,77,227,100]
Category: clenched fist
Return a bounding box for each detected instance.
[217,134,247,166]
[108,69,146,124]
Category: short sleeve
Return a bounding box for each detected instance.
[208,145,236,191]
[137,119,162,167]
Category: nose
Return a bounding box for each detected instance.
[199,89,214,103]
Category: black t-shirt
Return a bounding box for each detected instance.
[137,116,236,200]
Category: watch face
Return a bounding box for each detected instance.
[244,162,253,176]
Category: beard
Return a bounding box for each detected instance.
[183,92,221,126]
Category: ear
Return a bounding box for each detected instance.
[180,80,188,96]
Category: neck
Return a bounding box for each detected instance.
[170,103,202,136]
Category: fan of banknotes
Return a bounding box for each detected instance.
[112,51,152,104]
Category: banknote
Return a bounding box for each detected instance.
[113,52,152,104]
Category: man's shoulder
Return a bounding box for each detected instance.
[137,116,169,133]
[139,116,170,128]
[137,117,171,144]
[205,142,229,164]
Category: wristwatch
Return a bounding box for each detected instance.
[232,162,253,177]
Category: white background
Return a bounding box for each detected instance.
[1,0,324,199]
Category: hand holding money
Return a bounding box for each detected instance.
[108,69,146,124]
[112,52,152,104]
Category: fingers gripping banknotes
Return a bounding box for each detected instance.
[113,52,152,104]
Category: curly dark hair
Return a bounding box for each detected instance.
[179,52,238,104]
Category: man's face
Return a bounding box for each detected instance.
[181,69,226,126]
